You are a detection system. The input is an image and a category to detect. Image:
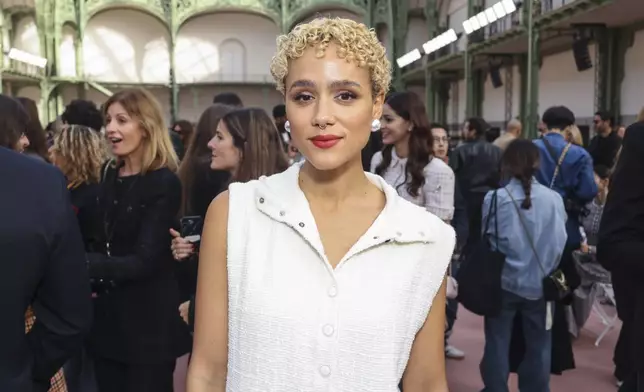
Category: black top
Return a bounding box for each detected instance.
[70,183,101,251]
[175,166,228,301]
[0,147,92,392]
[449,138,503,196]
[86,163,191,363]
[588,130,621,168]
[598,121,644,275]
[188,166,229,219]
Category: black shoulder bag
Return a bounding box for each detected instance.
[456,191,506,317]
[505,188,570,301]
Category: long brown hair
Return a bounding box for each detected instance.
[0,95,28,150]
[103,88,179,173]
[16,97,49,161]
[173,119,195,149]
[177,104,234,215]
[502,139,540,209]
[221,108,289,183]
[375,91,433,197]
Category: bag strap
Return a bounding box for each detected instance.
[483,190,500,247]
[102,159,114,183]
[504,187,548,278]
[542,138,572,189]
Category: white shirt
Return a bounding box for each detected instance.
[225,162,455,391]
[371,150,455,221]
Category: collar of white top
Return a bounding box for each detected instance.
[390,148,407,166]
[253,161,441,248]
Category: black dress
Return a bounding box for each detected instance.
[86,164,191,391]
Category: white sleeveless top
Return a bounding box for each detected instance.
[226,163,455,391]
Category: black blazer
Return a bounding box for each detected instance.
[86,163,191,363]
[0,147,92,392]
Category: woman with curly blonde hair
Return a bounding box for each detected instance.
[50,125,107,189]
[188,17,453,391]
[50,124,106,254]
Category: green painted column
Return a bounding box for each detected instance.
[425,68,435,120]
[523,0,539,140]
[424,0,438,119]
[364,0,373,27]
[40,80,51,123]
[0,9,5,94]
[601,28,634,123]
[435,78,449,125]
[473,69,484,117]
[74,0,86,82]
[464,0,475,117]
[169,0,179,124]
[389,0,408,92]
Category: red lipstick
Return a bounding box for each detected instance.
[310,134,341,149]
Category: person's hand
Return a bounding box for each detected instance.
[179,300,190,324]
[580,242,590,253]
[170,228,194,261]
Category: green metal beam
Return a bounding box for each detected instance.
[389,0,409,92]
[464,0,475,117]
[524,0,540,140]
[86,80,113,97]
[599,27,634,123]
[424,0,438,119]
[404,0,614,81]
[169,0,179,124]
[0,9,5,94]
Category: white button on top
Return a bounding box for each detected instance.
[327,286,338,297]
[319,365,331,377]
[323,324,335,337]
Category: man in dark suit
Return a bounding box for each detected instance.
[0,146,93,391]
[598,121,644,392]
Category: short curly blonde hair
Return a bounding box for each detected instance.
[270,17,391,97]
[51,125,108,188]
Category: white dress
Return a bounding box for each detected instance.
[226,162,455,392]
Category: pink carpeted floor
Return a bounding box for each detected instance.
[174,306,621,391]
[444,307,621,392]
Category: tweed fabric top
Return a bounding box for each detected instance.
[225,162,455,391]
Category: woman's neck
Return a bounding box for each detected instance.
[120,152,143,176]
[393,138,410,159]
[596,188,607,204]
[299,158,373,209]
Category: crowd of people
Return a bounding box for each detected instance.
[1,15,644,392]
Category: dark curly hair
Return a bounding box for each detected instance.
[61,99,103,131]
[375,91,433,198]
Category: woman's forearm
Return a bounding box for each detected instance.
[186,368,226,392]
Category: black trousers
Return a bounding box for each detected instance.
[94,357,175,392]
[615,319,634,381]
[619,372,644,392]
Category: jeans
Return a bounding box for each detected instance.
[445,254,461,344]
[481,290,551,392]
